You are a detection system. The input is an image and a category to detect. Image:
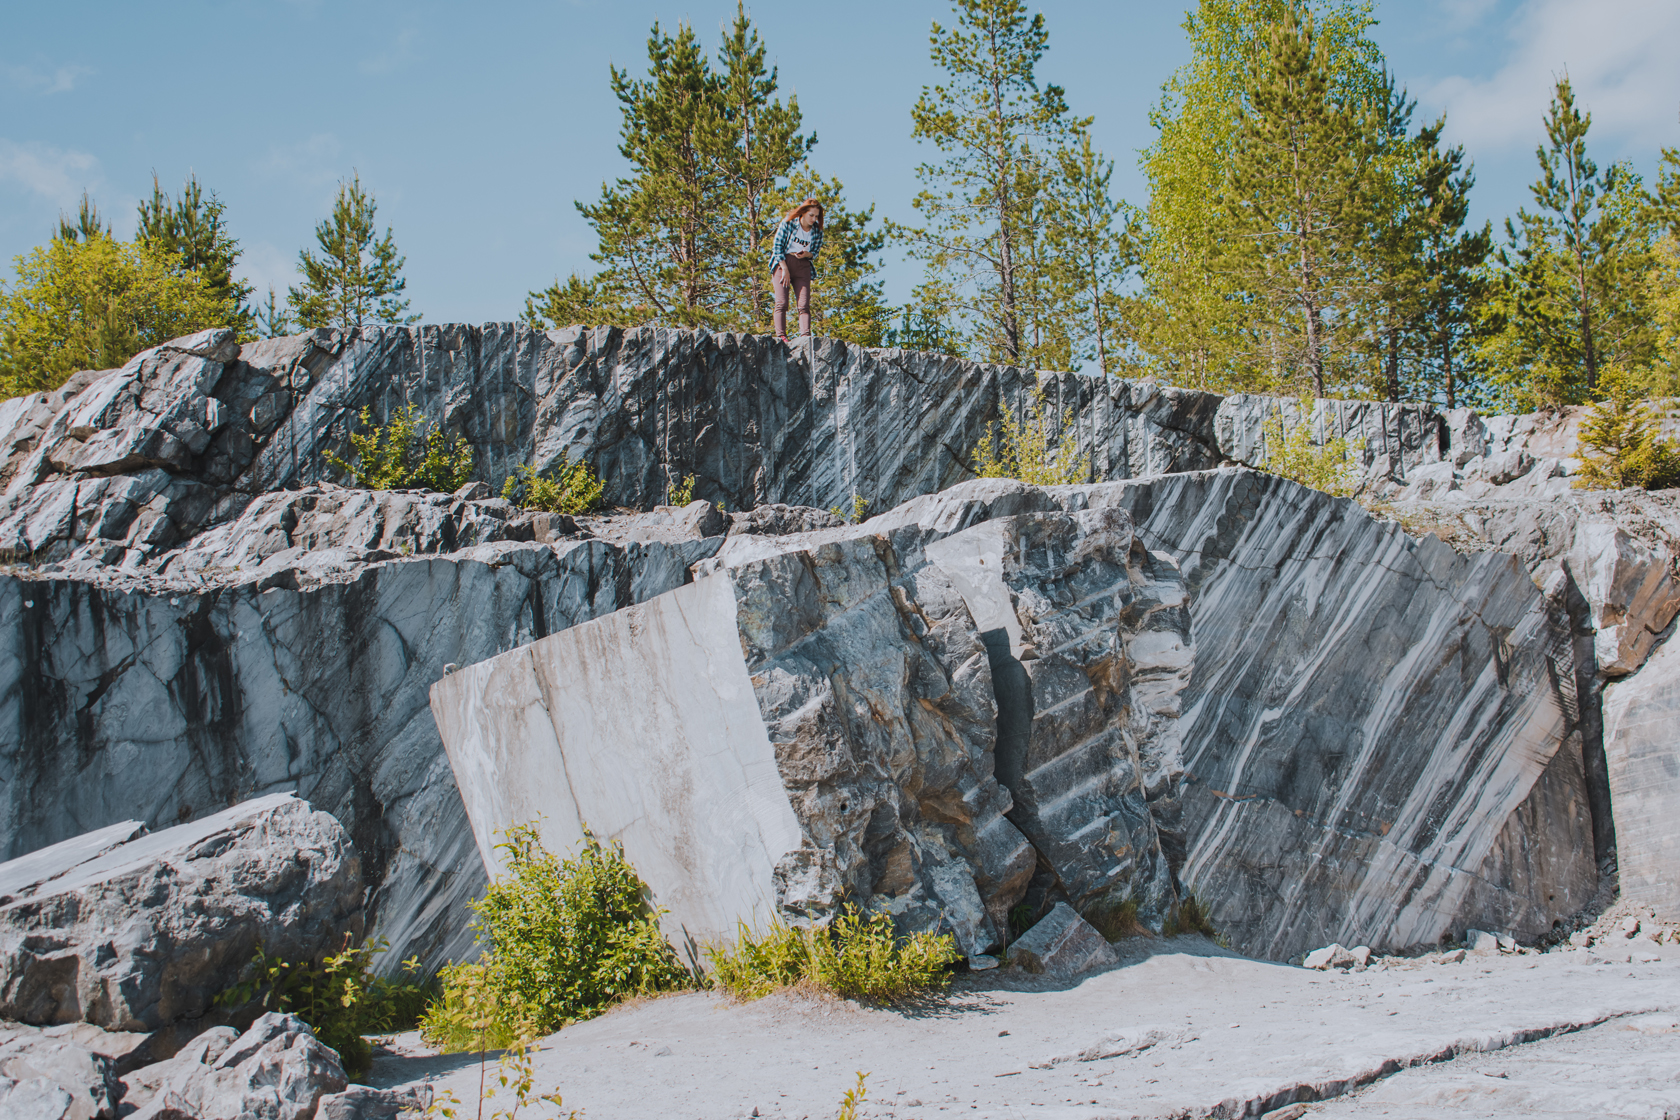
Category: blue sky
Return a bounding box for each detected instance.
[2,0,1677,322]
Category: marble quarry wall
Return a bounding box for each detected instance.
[1,324,1676,970]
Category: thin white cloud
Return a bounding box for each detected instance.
[359,28,420,76]
[1423,0,1680,154]
[4,61,92,94]
[0,138,100,205]
[237,241,301,301]
[256,133,344,188]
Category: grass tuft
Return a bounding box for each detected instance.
[707,907,960,1004]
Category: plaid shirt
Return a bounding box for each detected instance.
[769,217,822,275]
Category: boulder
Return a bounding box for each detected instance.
[0,1076,78,1120]
[0,794,362,1035]
[121,1013,346,1120]
[1008,902,1119,977]
[432,521,1037,955]
[313,1084,433,1120]
[1604,628,1680,921]
[0,1033,119,1120]
[1466,929,1503,953]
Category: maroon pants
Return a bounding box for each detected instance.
[773,255,812,337]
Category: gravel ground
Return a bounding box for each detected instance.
[365,924,1680,1120]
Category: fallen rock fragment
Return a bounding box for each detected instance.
[1303,944,1358,970]
[1009,903,1120,977]
[312,1083,433,1120]
[0,1032,119,1120]
[121,1013,346,1120]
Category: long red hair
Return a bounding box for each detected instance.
[783,198,824,227]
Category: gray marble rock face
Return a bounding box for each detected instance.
[1064,471,1600,959]
[0,795,361,1035]
[925,510,1193,933]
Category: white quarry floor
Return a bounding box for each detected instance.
[368,935,1680,1120]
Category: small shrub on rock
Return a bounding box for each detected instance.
[501,457,605,515]
[1259,400,1363,497]
[707,907,960,1003]
[420,826,690,1052]
[1573,369,1680,490]
[325,404,474,492]
[973,395,1090,486]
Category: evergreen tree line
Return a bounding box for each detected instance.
[5,0,1679,417]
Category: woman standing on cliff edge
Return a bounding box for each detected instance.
[769,199,823,343]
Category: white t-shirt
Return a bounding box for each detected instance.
[788,223,815,256]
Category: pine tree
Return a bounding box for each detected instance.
[1046,132,1137,377]
[255,286,293,339]
[1481,79,1654,407]
[1224,6,1371,397]
[289,174,416,330]
[1357,76,1427,403]
[57,192,110,243]
[137,174,254,333]
[576,23,732,327]
[715,3,814,331]
[899,0,1080,365]
[1134,0,1385,393]
[1574,367,1680,490]
[1413,129,1491,408]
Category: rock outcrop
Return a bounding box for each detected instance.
[2,323,1675,969]
[0,794,361,1036]
[0,1030,120,1120]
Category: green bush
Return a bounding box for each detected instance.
[419,826,690,1053]
[1574,368,1680,490]
[707,907,960,1003]
[1259,399,1364,497]
[667,473,696,506]
[501,457,605,515]
[973,395,1090,486]
[324,404,474,492]
[219,937,433,1077]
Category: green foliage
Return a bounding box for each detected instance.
[835,1072,870,1120]
[290,174,416,330]
[706,908,960,1003]
[667,473,697,506]
[973,393,1090,486]
[768,169,895,346]
[137,174,254,335]
[1477,79,1655,409]
[897,0,1083,367]
[502,458,606,516]
[828,494,869,524]
[325,405,474,493]
[427,1036,576,1120]
[1135,0,1386,393]
[1259,399,1365,497]
[1,229,237,398]
[420,826,690,1052]
[1573,368,1680,491]
[219,937,433,1078]
[1222,5,1374,398]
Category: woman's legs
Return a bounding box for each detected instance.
[789,257,813,335]
[771,263,789,337]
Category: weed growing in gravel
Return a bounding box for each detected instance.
[420,825,691,1052]
[707,907,960,1003]
[835,1072,869,1120]
[428,1033,576,1120]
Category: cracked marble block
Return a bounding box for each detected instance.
[926,507,1194,933]
[432,531,1038,955]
